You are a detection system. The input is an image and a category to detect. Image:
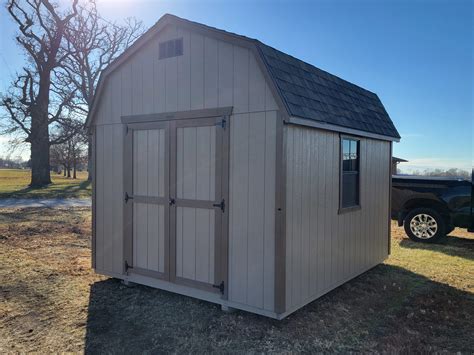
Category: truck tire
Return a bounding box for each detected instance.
[404,208,446,243]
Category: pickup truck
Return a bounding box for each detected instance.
[391,173,473,242]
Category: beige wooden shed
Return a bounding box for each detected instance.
[86,14,400,319]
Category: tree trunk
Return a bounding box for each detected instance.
[73,159,77,179]
[63,165,67,176]
[67,164,71,178]
[29,119,51,187]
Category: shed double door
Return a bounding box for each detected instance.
[124,117,228,295]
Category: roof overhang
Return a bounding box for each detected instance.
[287,116,401,142]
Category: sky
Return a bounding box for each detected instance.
[0,0,472,173]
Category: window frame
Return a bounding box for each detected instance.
[339,135,362,213]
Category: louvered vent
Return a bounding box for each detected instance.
[159,38,183,60]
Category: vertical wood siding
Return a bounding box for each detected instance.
[93,24,279,312]
[285,125,391,311]
[228,111,277,311]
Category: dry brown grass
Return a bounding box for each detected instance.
[0,209,473,353]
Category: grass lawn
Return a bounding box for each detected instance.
[0,209,472,353]
[0,169,91,199]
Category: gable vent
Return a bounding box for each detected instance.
[159,38,183,60]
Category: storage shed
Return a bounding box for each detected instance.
[86,14,400,319]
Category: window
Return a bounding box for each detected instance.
[340,137,360,209]
[159,38,183,60]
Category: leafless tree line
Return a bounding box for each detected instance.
[1,0,143,186]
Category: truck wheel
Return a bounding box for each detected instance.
[404,208,446,243]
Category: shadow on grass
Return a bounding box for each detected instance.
[85,264,474,353]
[399,234,474,261]
[0,179,91,199]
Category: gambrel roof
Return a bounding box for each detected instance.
[88,14,400,141]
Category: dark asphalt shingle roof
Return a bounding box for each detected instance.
[256,42,400,139]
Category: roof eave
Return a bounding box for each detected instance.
[287,116,401,142]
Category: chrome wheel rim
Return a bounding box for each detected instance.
[410,214,438,239]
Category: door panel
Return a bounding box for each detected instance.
[176,125,216,201]
[128,126,169,277]
[176,206,216,284]
[171,118,223,293]
[124,116,228,296]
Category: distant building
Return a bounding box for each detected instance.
[392,156,408,175]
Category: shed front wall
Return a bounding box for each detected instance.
[284,125,391,314]
[93,24,278,313]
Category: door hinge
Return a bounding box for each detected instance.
[213,281,225,294]
[124,260,133,272]
[125,192,134,203]
[217,117,226,130]
[213,199,225,213]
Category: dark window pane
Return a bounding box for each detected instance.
[342,173,359,208]
[341,138,360,208]
[343,139,350,156]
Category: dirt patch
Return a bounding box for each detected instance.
[0,209,473,352]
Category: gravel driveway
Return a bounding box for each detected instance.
[0,198,91,208]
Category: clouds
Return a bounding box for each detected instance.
[399,157,472,173]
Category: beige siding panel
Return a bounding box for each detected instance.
[217,41,233,108]
[263,111,276,311]
[103,127,114,271]
[285,125,391,311]
[229,113,249,304]
[112,125,124,274]
[99,26,280,124]
[228,112,277,311]
[204,37,218,108]
[154,38,166,113]
[233,46,249,114]
[177,27,191,111]
[249,54,265,112]
[190,32,204,110]
[142,41,156,115]
[247,112,266,308]
[131,50,144,115]
[165,29,178,112]
[121,62,132,117]
[95,125,105,270]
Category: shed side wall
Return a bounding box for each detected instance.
[284,125,391,312]
[93,24,278,312]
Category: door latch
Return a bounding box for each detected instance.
[213,199,225,213]
[213,281,225,294]
[125,192,133,203]
[169,197,176,206]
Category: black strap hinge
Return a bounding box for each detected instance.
[125,192,133,203]
[213,281,225,294]
[217,117,226,130]
[213,199,225,213]
[124,260,133,272]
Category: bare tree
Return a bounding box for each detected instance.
[50,128,86,178]
[63,1,143,180]
[1,0,79,187]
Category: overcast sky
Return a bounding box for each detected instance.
[0,0,472,173]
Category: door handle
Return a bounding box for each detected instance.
[169,197,176,206]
